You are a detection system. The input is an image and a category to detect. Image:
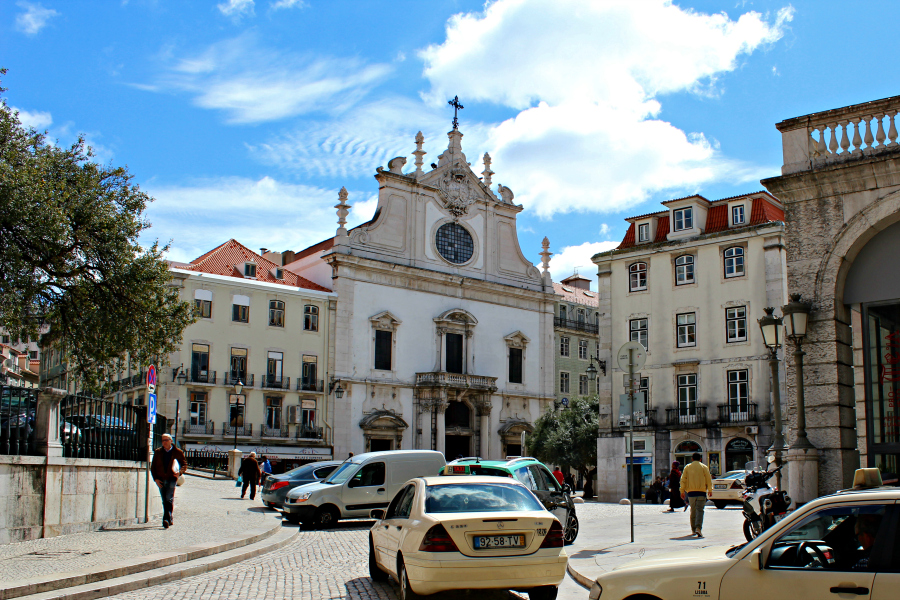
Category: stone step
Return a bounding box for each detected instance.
[0,522,284,600]
[9,525,298,600]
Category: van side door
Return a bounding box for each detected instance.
[343,461,388,516]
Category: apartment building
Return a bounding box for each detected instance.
[553,274,600,406]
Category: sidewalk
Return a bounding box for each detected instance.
[567,500,747,587]
[0,475,279,589]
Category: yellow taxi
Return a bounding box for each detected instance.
[588,469,899,600]
[368,475,568,600]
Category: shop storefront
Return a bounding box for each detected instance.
[724,437,754,472]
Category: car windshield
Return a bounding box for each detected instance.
[322,461,359,485]
[284,465,314,477]
[425,483,544,513]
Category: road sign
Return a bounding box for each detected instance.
[618,392,646,419]
[561,397,569,408]
[148,392,157,424]
[147,364,157,392]
[616,341,647,372]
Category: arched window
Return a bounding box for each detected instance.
[675,255,694,285]
[724,247,745,278]
[304,305,318,331]
[629,262,647,291]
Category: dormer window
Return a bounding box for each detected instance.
[674,207,693,231]
[272,267,284,280]
[638,223,650,243]
[732,205,745,225]
[244,262,257,278]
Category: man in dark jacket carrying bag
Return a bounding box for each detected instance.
[150,434,187,529]
[238,452,261,500]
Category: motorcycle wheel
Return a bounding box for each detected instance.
[743,518,763,542]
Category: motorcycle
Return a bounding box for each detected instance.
[741,459,791,542]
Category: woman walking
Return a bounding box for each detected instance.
[666,461,685,512]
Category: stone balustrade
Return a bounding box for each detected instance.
[415,371,498,391]
[777,94,900,174]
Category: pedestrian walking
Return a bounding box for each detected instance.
[150,434,187,529]
[260,457,272,486]
[666,461,684,512]
[552,466,565,486]
[680,452,713,537]
[238,452,261,500]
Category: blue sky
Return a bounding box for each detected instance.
[3,1,898,285]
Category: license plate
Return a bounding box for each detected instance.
[473,535,525,549]
[714,484,727,489]
[774,513,786,522]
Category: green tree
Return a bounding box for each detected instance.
[528,395,599,482]
[0,71,195,391]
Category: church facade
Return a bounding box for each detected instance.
[286,128,557,461]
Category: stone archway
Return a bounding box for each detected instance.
[359,409,408,452]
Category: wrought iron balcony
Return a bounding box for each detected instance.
[224,422,252,436]
[415,372,498,391]
[717,402,758,424]
[297,378,323,392]
[553,317,599,334]
[260,375,290,390]
[188,370,216,385]
[297,425,324,440]
[182,421,215,435]
[261,424,289,438]
[224,372,253,388]
[665,407,707,428]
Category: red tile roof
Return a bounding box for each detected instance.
[750,197,785,224]
[617,223,636,249]
[183,239,331,292]
[654,216,670,242]
[704,204,729,233]
[552,282,599,307]
[293,237,335,261]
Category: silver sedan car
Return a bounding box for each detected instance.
[260,461,341,508]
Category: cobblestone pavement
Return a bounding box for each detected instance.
[0,475,274,584]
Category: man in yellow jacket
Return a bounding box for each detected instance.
[680,452,713,537]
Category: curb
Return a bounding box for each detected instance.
[12,525,298,600]
[566,561,594,590]
[1,522,283,600]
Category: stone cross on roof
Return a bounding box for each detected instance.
[448,96,464,130]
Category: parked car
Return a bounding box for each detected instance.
[710,470,748,509]
[369,475,567,600]
[66,414,137,452]
[260,460,341,508]
[282,450,446,528]
[441,456,580,545]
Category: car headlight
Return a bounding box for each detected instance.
[292,492,311,502]
[589,581,602,600]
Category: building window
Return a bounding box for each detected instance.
[266,351,283,386]
[300,399,316,428]
[578,339,588,359]
[559,305,567,321]
[733,205,745,225]
[674,207,693,231]
[191,343,209,382]
[724,246,745,278]
[560,336,570,357]
[727,370,749,413]
[630,318,648,350]
[29,350,37,359]
[0,335,8,344]
[560,372,570,393]
[676,313,696,347]
[304,305,318,331]
[229,395,245,428]
[677,373,697,416]
[230,348,247,383]
[446,333,464,374]
[675,255,694,285]
[244,262,257,278]
[638,223,650,242]
[269,300,285,327]
[189,392,207,426]
[509,347,523,384]
[374,330,392,370]
[629,262,647,292]
[232,304,249,323]
[266,396,282,430]
[726,307,748,342]
[194,299,211,318]
[301,355,318,389]
[638,376,650,412]
[579,374,589,395]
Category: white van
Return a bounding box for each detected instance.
[281,450,446,527]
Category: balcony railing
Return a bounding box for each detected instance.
[182,421,215,435]
[665,407,707,428]
[260,375,290,390]
[224,372,253,388]
[297,379,324,392]
[261,424,289,438]
[553,317,599,334]
[415,372,498,391]
[224,422,252,436]
[188,370,216,385]
[717,402,758,424]
[297,425,324,440]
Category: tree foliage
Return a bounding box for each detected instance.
[0,71,195,390]
[528,395,599,477]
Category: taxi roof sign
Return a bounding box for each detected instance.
[442,465,471,476]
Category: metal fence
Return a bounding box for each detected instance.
[0,385,38,456]
[61,395,152,461]
[183,450,228,473]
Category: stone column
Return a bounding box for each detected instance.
[787,447,819,505]
[478,400,492,459]
[35,387,67,457]
[435,402,447,457]
[228,449,243,480]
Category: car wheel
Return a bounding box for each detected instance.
[398,558,421,600]
[564,513,579,545]
[368,536,388,582]
[713,501,726,509]
[313,505,339,529]
[529,585,558,600]
[743,518,763,542]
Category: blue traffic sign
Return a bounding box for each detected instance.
[148,392,157,424]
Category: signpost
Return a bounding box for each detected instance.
[144,364,156,524]
[616,341,646,543]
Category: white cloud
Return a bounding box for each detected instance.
[599,223,611,237]
[270,0,306,9]
[141,176,375,263]
[144,35,392,124]
[217,0,254,18]
[15,1,59,35]
[419,0,793,216]
[12,106,52,130]
[551,241,621,288]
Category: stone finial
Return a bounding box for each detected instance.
[540,237,552,274]
[413,131,426,175]
[335,187,350,245]
[481,152,494,188]
[388,156,407,174]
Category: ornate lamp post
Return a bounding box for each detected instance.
[232,379,243,450]
[782,294,813,449]
[758,307,785,489]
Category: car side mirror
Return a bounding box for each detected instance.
[562,483,572,493]
[750,548,763,570]
[347,478,359,488]
[370,509,385,520]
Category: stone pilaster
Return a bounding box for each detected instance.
[35,387,67,457]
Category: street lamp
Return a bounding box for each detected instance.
[585,355,607,384]
[758,307,785,489]
[781,293,813,449]
[232,380,244,450]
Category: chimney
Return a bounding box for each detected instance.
[260,248,268,255]
[282,250,295,265]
